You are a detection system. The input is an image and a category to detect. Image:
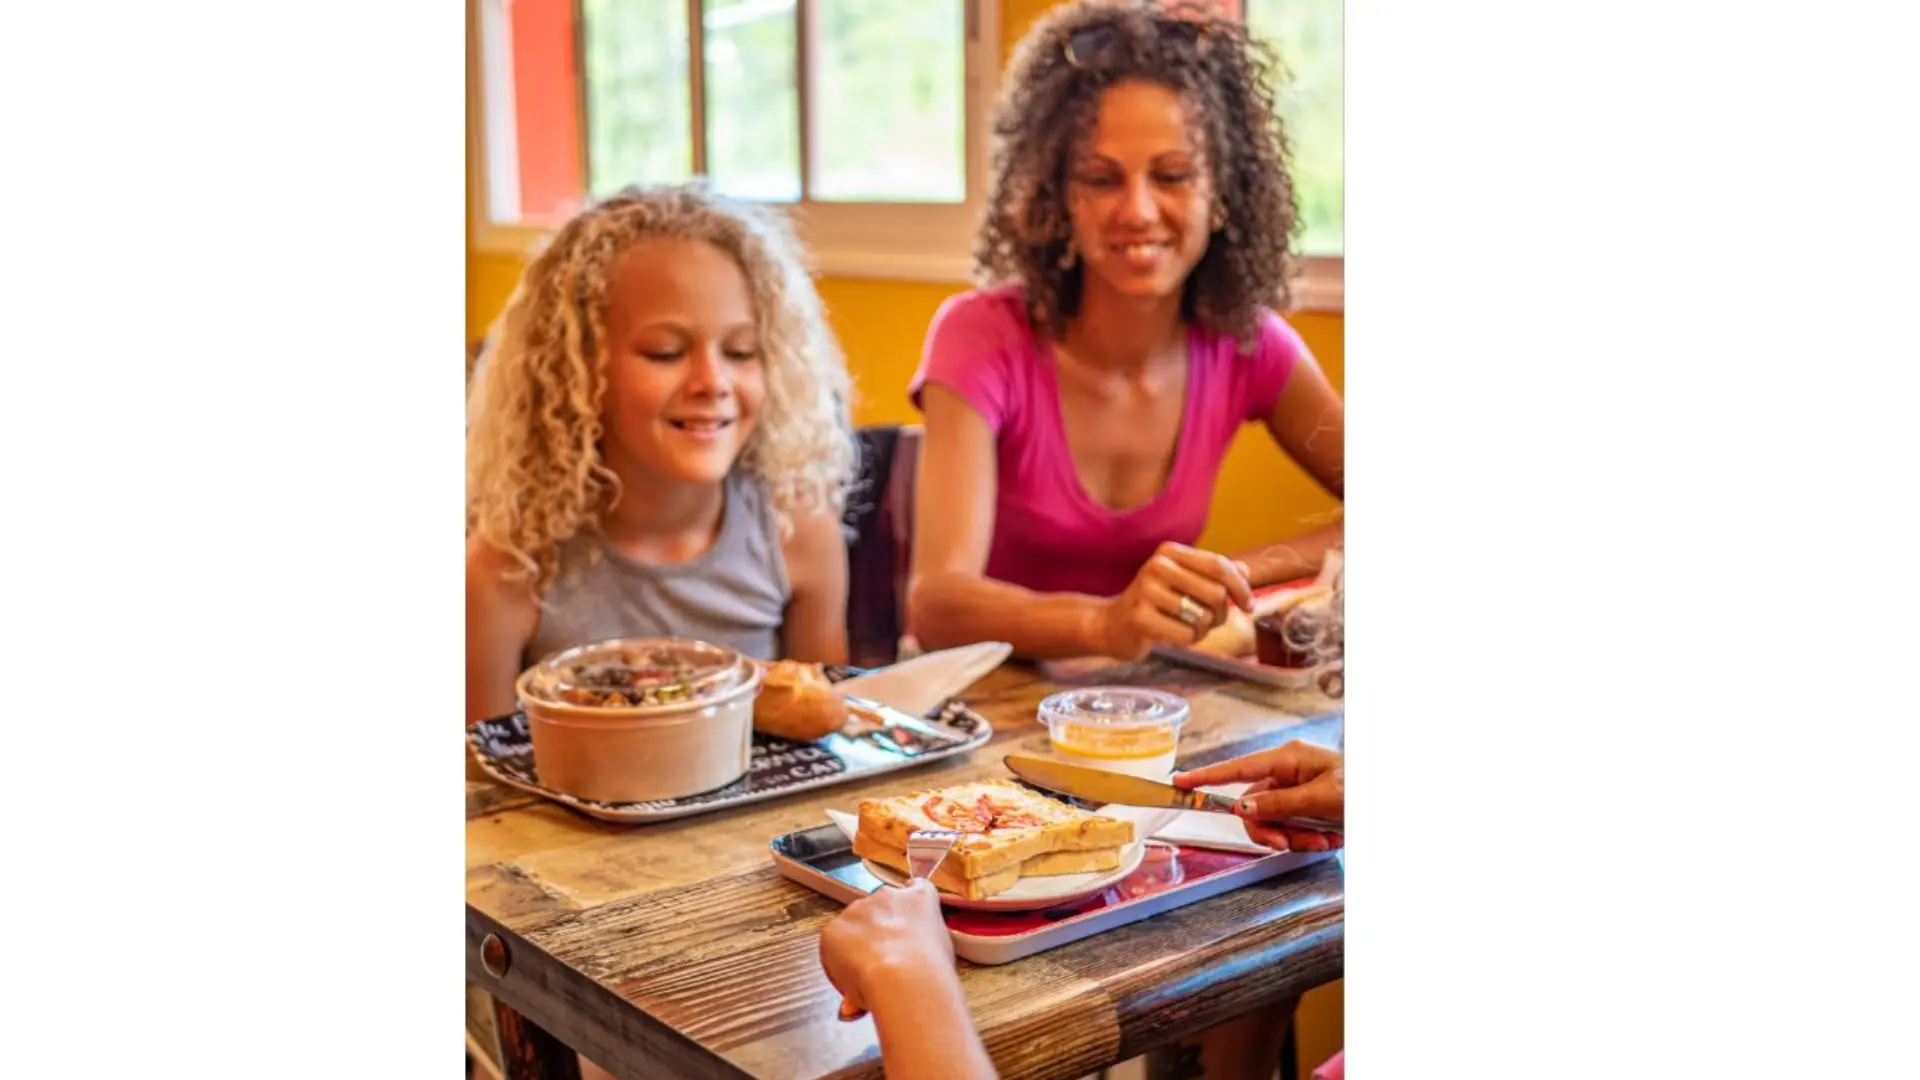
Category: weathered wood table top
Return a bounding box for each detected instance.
[466,658,1345,1080]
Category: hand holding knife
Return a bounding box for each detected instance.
[1003,750,1344,837]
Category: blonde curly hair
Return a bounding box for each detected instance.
[466,182,856,592]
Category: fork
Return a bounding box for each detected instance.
[903,828,962,882]
[837,829,961,1021]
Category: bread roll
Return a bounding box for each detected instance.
[752,660,848,742]
[1192,605,1256,656]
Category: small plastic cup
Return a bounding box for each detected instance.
[1038,686,1191,780]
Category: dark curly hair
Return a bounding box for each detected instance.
[974,0,1301,349]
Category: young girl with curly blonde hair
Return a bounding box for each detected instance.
[465,182,856,728]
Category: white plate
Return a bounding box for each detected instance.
[861,838,1151,912]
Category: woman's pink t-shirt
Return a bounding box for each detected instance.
[908,286,1306,599]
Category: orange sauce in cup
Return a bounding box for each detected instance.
[1050,723,1179,760]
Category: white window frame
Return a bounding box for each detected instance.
[467,0,996,284]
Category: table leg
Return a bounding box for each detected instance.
[493,997,584,1080]
[1144,997,1299,1080]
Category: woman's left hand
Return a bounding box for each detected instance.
[1174,740,1344,852]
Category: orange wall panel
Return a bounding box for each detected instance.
[508,0,582,222]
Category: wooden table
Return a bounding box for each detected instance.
[466,658,1345,1080]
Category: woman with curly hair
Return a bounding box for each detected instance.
[465,182,856,729]
[908,0,1344,662]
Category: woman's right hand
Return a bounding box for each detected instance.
[1097,542,1255,660]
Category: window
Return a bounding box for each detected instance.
[1239,0,1343,309]
[468,0,994,281]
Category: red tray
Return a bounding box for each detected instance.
[771,824,1337,964]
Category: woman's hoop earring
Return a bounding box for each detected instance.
[1058,235,1079,270]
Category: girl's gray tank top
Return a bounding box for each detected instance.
[525,473,789,665]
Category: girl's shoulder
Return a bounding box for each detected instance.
[465,534,543,639]
[466,533,526,585]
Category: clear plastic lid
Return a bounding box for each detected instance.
[1037,686,1191,731]
[520,636,745,709]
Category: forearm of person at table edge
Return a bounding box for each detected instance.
[867,963,999,1080]
[908,570,1112,660]
[1233,521,1344,589]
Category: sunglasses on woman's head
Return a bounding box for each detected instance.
[1062,16,1210,70]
